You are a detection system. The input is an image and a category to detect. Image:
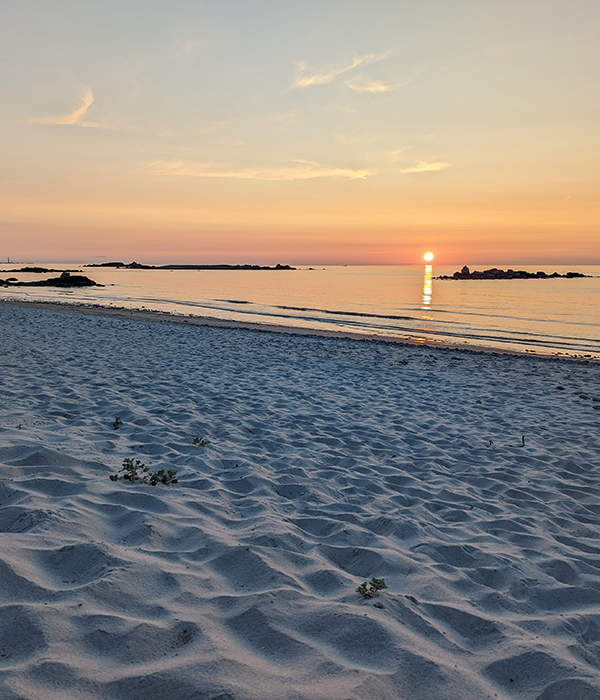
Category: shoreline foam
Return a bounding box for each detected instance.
[1,300,599,699]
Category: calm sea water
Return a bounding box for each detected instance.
[2,264,599,358]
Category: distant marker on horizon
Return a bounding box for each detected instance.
[423,252,434,262]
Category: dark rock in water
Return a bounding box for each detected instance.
[1,272,101,287]
[33,273,100,287]
[437,267,588,280]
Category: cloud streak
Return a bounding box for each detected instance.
[292,52,388,89]
[31,88,99,127]
[400,161,449,173]
[150,160,371,181]
[345,77,401,93]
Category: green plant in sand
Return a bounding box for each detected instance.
[113,416,123,430]
[356,578,388,597]
[110,457,147,482]
[147,469,179,485]
[16,423,22,430]
[193,437,210,446]
[110,458,178,485]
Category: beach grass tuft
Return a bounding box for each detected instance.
[110,458,178,485]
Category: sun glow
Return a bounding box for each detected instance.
[423,252,434,262]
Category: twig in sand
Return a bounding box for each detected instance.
[507,435,526,448]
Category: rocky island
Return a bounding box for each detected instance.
[0,271,101,287]
[436,266,588,280]
[85,261,295,270]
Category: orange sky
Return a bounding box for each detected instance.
[1,1,599,264]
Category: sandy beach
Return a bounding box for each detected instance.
[1,299,599,700]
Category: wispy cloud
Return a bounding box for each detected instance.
[31,87,100,127]
[345,77,401,93]
[325,105,357,114]
[149,159,371,181]
[292,51,389,89]
[400,161,449,173]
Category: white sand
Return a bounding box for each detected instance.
[1,300,599,700]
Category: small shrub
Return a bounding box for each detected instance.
[193,437,210,447]
[16,423,22,430]
[147,469,178,485]
[110,458,178,486]
[113,416,123,430]
[110,457,147,482]
[356,578,388,597]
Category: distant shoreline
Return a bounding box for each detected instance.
[84,261,295,270]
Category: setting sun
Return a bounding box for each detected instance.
[423,252,434,262]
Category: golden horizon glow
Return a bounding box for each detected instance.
[1,4,599,264]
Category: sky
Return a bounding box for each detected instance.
[1,0,599,265]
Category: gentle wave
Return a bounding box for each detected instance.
[214,299,251,304]
[213,297,597,331]
[113,294,600,355]
[274,304,414,322]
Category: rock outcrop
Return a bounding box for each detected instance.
[0,272,101,287]
[437,266,588,280]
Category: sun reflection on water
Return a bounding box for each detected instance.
[415,264,436,341]
[421,264,433,314]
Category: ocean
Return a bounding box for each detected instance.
[2,264,599,359]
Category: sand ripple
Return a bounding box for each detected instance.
[1,302,599,699]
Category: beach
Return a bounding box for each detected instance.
[1,300,600,700]
[2,264,599,358]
